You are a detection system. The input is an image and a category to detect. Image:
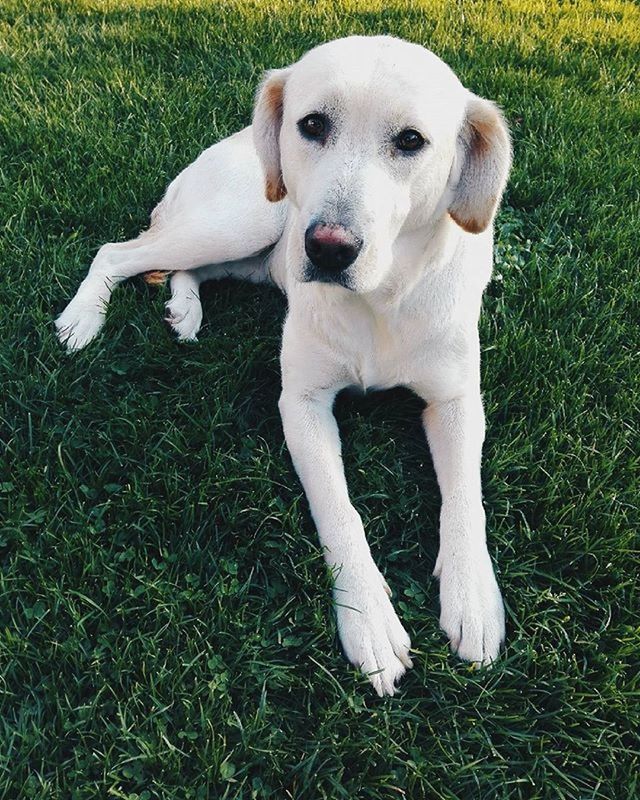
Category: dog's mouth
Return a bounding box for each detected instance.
[301,259,357,290]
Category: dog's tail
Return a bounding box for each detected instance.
[142,270,173,285]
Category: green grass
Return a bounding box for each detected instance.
[1,0,639,797]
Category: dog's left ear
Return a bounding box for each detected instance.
[253,67,291,202]
[448,95,512,234]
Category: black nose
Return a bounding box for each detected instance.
[304,223,362,273]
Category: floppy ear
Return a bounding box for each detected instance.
[448,95,512,234]
[252,67,291,202]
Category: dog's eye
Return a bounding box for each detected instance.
[298,113,328,141]
[395,129,426,152]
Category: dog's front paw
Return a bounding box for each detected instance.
[164,294,203,341]
[434,546,505,665]
[55,298,106,351]
[334,562,412,696]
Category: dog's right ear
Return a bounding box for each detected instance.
[253,67,291,202]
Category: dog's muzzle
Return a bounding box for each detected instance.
[304,222,362,279]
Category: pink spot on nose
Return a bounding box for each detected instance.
[311,224,352,247]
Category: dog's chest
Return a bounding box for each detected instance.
[331,302,427,391]
[289,282,476,403]
[352,315,403,390]
[320,293,474,404]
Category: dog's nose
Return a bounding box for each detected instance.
[304,223,362,273]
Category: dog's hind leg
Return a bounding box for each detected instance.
[55,229,188,351]
[55,126,286,351]
[164,253,273,342]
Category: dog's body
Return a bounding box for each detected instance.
[56,36,511,696]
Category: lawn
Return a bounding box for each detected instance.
[1,0,639,797]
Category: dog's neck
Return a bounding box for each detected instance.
[367,212,465,309]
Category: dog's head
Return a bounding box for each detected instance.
[253,36,511,293]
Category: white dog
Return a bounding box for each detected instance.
[56,35,512,696]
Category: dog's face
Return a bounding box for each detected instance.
[253,36,511,293]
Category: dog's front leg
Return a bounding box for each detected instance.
[278,384,412,696]
[423,392,505,664]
